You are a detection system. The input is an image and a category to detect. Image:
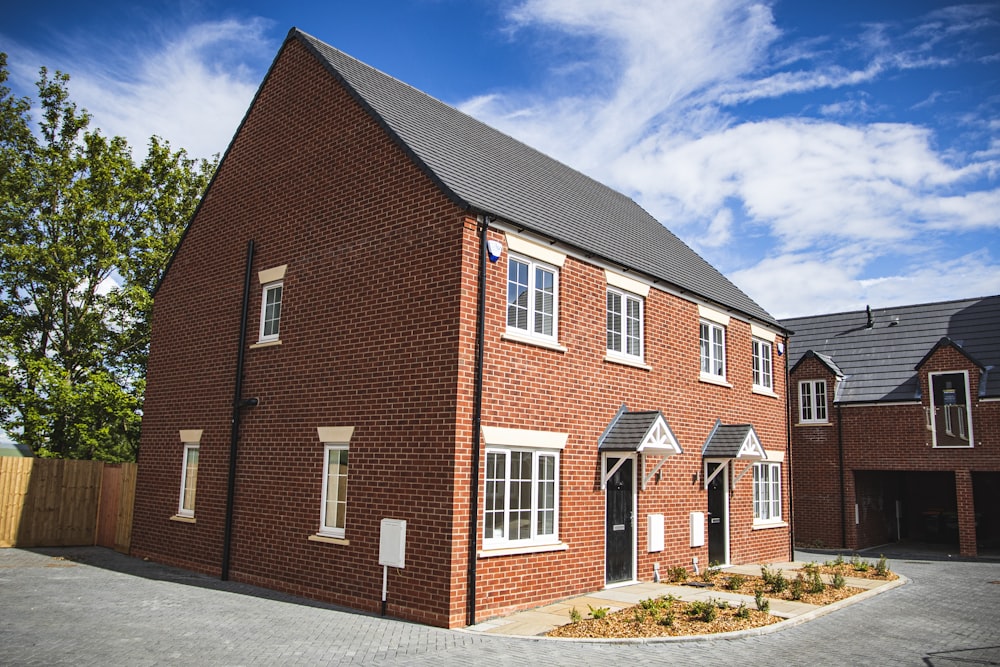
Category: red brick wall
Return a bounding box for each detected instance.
[790,345,1000,556]
[465,231,791,622]
[134,37,469,628]
[135,35,792,630]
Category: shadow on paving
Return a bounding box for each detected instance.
[19,545,392,618]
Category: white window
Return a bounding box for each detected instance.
[484,448,559,549]
[178,444,199,518]
[929,371,974,448]
[320,444,349,538]
[507,255,558,342]
[799,380,828,423]
[700,321,726,378]
[753,462,781,523]
[752,338,773,390]
[607,288,643,360]
[258,281,283,342]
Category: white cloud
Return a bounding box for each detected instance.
[6,18,272,160]
[470,0,1000,318]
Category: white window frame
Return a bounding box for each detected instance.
[928,370,974,448]
[606,287,644,361]
[483,447,560,550]
[506,254,559,344]
[753,462,781,524]
[178,443,199,518]
[700,320,726,380]
[258,281,283,343]
[752,337,773,390]
[319,443,349,538]
[798,379,828,423]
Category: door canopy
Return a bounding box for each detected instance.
[599,407,682,489]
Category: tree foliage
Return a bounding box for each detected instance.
[0,53,217,461]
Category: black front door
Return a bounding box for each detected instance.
[707,462,727,564]
[606,457,634,584]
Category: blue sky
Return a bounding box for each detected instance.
[4,0,999,318]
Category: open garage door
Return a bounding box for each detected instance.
[854,471,959,551]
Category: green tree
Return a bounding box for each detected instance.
[0,53,216,461]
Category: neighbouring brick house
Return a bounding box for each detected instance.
[131,28,791,628]
[783,296,1000,558]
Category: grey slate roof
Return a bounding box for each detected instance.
[701,423,765,459]
[293,29,779,328]
[599,411,666,451]
[782,296,1000,403]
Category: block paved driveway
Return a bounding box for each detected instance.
[3,546,999,666]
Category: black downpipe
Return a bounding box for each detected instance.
[837,404,847,549]
[784,342,794,560]
[222,239,254,581]
[467,216,489,627]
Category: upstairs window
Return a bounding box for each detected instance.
[607,288,643,361]
[929,371,974,448]
[752,338,773,390]
[700,321,726,379]
[259,282,283,342]
[255,264,287,345]
[798,380,828,423]
[507,255,558,342]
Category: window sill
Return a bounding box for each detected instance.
[478,542,568,558]
[699,373,732,388]
[170,515,196,524]
[931,444,974,449]
[752,386,779,398]
[502,331,567,353]
[795,421,832,427]
[308,534,350,546]
[604,354,651,371]
[752,521,788,530]
[250,339,282,349]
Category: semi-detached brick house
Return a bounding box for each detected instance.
[131,28,791,629]
[783,297,1000,558]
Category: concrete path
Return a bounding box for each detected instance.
[2,546,999,666]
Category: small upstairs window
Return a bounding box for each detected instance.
[929,371,974,448]
[752,337,773,390]
[256,265,287,345]
[507,254,558,343]
[798,380,828,423]
[607,287,643,361]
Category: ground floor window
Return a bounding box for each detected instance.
[753,462,781,523]
[320,444,349,538]
[484,448,559,548]
[178,444,199,517]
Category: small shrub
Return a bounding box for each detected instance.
[754,589,770,613]
[832,572,846,589]
[588,604,609,620]
[735,602,750,619]
[687,599,718,623]
[761,565,788,593]
[833,554,845,567]
[802,562,820,576]
[875,555,890,577]
[789,573,805,600]
[569,607,582,623]
[633,608,646,623]
[808,568,826,594]
[850,554,870,572]
[667,566,689,582]
[716,599,731,610]
[702,565,720,583]
[724,574,746,590]
[658,610,675,627]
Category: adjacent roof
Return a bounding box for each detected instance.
[292,29,779,328]
[782,296,1000,403]
[701,422,766,460]
[599,410,682,456]
[0,440,32,457]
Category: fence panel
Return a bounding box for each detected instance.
[0,458,134,549]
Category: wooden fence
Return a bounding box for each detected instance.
[0,458,136,552]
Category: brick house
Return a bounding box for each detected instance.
[783,297,1000,558]
[131,28,791,628]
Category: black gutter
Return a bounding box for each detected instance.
[222,239,254,581]
[466,216,489,627]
